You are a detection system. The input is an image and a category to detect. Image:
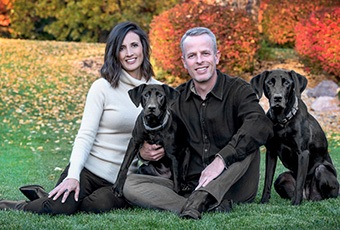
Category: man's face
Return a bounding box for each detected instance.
[181,34,220,83]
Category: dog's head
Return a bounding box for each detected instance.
[250,69,307,111]
[128,84,179,125]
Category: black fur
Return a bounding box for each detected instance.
[113,84,187,197]
[251,69,339,205]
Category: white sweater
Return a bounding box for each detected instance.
[67,70,160,184]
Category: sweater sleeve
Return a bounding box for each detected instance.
[66,79,106,181]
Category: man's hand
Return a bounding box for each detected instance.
[48,178,80,203]
[139,141,165,161]
[195,156,225,190]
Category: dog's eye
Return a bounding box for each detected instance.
[143,92,151,98]
[266,81,273,87]
[282,79,291,87]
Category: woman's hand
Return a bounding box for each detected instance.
[139,141,165,161]
[48,178,80,203]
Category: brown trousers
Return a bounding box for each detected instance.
[123,150,260,214]
[24,165,128,214]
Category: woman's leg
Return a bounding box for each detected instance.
[79,186,129,213]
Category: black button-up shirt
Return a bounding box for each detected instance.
[172,70,273,182]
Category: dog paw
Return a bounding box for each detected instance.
[260,198,269,204]
[260,194,270,204]
[112,185,123,197]
[291,197,302,205]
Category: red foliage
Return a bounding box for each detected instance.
[149,1,259,79]
[261,0,339,45]
[295,7,340,77]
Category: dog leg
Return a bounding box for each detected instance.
[261,149,278,203]
[113,140,139,197]
[170,154,180,193]
[292,150,309,205]
[315,164,340,199]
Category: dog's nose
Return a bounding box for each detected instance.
[148,104,156,111]
[273,94,282,102]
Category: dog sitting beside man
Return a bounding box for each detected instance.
[251,69,339,205]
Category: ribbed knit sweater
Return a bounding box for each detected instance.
[67,70,160,183]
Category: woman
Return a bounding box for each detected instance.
[0,21,160,214]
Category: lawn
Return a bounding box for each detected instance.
[0,38,339,230]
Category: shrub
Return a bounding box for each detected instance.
[149,1,259,80]
[9,0,179,42]
[295,7,340,78]
[261,0,338,46]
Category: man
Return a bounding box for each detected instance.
[123,27,273,219]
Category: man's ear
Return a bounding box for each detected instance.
[128,84,146,107]
[182,56,188,69]
[215,50,221,65]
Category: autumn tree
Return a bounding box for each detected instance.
[10,0,179,42]
[149,1,259,79]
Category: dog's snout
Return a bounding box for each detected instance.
[273,94,282,102]
[147,104,156,111]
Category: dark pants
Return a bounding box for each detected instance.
[123,150,260,214]
[24,165,128,214]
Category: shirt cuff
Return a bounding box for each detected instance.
[216,154,228,169]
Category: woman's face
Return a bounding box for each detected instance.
[119,31,144,80]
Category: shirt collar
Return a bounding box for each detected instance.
[185,70,224,101]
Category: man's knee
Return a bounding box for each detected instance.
[123,174,143,200]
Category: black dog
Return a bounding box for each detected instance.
[251,69,339,205]
[113,84,187,197]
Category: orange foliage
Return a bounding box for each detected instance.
[0,0,13,26]
[295,7,340,77]
[149,1,258,79]
[261,0,339,45]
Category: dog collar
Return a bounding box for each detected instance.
[143,110,170,131]
[270,96,299,126]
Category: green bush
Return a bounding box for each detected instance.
[149,1,259,80]
[9,0,179,42]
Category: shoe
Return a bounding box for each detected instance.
[19,185,48,201]
[213,199,233,213]
[179,191,212,220]
[0,200,27,210]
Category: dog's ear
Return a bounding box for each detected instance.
[128,84,147,107]
[250,70,269,99]
[162,84,179,105]
[290,70,308,97]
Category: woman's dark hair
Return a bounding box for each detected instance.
[100,21,155,88]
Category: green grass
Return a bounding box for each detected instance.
[0,38,339,230]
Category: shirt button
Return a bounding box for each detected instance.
[204,149,208,152]
[202,103,206,106]
[204,135,208,139]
